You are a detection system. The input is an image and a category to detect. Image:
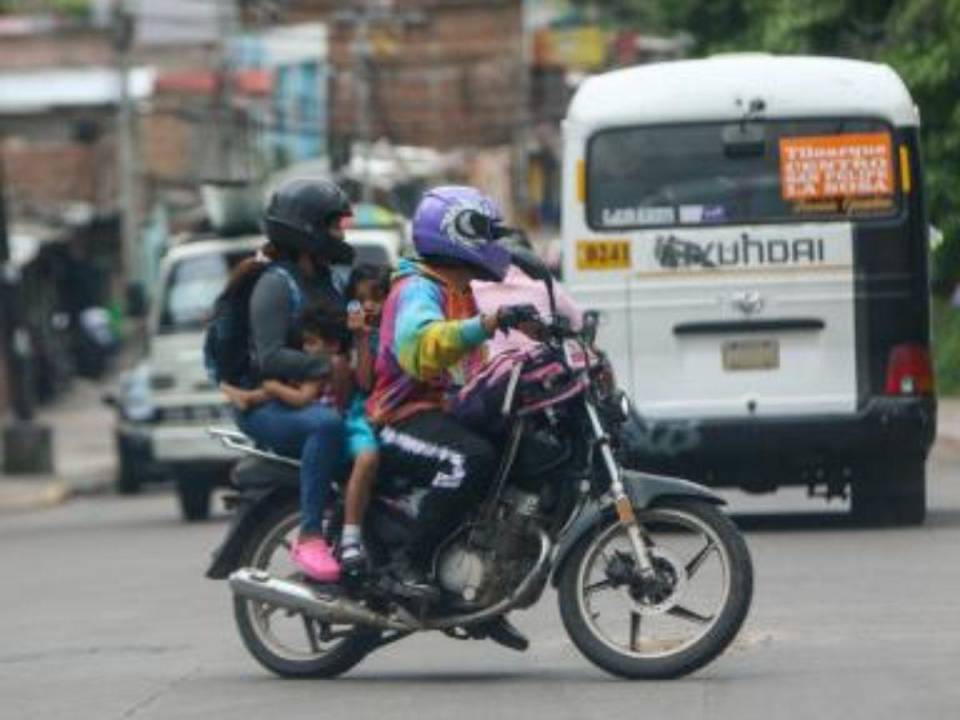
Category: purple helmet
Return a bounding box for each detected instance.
[412,186,512,282]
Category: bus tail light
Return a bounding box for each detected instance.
[884,344,934,396]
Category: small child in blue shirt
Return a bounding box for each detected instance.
[338,264,391,570]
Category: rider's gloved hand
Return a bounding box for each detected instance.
[495,303,541,332]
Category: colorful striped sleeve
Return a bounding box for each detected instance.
[394,277,488,381]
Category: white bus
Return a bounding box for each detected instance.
[562,54,934,524]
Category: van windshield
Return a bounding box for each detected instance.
[158,250,250,333]
[587,118,900,230]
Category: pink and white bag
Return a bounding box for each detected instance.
[451,345,590,432]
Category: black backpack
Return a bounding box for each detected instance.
[203,263,303,387]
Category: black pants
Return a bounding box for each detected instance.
[379,410,498,567]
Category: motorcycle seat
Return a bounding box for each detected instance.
[231,456,299,489]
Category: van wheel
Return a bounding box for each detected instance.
[176,472,211,521]
[851,457,926,526]
[115,439,141,495]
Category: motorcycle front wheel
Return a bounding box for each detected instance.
[232,499,377,678]
[558,498,753,679]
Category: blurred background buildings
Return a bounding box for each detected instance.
[3,0,956,420]
[0,0,691,419]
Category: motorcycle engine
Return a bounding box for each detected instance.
[435,541,488,603]
[435,488,543,606]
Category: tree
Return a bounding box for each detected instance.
[881,0,960,293]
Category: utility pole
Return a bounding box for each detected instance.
[0,144,53,475]
[513,0,532,227]
[355,8,373,202]
[215,0,237,181]
[112,1,139,309]
[335,1,424,203]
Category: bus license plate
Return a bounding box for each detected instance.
[722,339,779,371]
[576,240,631,270]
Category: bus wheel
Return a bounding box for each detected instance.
[851,457,926,526]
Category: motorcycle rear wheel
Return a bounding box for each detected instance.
[558,498,752,679]
[233,499,377,678]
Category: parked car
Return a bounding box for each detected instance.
[342,202,406,265]
[107,236,259,519]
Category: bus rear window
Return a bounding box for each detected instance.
[586,119,900,229]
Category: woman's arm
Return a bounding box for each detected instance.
[249,271,331,381]
[262,379,324,409]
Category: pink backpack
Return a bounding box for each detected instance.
[451,346,591,432]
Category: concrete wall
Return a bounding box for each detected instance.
[1,134,117,219]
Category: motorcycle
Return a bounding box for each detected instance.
[206,250,753,680]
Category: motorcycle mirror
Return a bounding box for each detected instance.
[508,247,557,318]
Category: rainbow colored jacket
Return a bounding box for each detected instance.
[366,259,489,426]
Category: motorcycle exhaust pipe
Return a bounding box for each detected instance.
[229,568,415,631]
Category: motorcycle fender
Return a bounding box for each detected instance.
[205,486,296,580]
[549,470,725,587]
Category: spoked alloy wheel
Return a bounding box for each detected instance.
[558,499,752,679]
[233,501,375,678]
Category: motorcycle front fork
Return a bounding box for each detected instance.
[584,399,656,575]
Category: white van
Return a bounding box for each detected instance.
[562,55,935,524]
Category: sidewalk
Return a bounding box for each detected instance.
[1,378,116,515]
[936,397,960,450]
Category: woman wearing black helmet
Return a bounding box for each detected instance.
[231,177,355,583]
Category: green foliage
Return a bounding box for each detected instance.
[932,297,960,395]
[0,0,91,19]
[51,0,91,20]
[604,0,960,296]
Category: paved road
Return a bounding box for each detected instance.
[3,445,960,720]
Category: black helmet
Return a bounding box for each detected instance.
[263,178,355,263]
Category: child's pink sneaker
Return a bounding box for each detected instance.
[291,537,341,583]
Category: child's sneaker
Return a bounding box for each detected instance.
[291,537,341,583]
[340,542,368,577]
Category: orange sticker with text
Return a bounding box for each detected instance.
[779,132,894,201]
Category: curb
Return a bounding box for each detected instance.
[0,479,71,516]
[69,477,116,498]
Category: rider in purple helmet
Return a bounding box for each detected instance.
[367,186,533,650]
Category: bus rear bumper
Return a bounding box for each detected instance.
[619,396,936,490]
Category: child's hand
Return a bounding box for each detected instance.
[221,383,242,407]
[347,301,367,335]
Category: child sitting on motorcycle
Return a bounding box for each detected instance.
[340,264,391,570]
[222,268,388,576]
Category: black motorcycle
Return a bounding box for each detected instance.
[206,252,753,680]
